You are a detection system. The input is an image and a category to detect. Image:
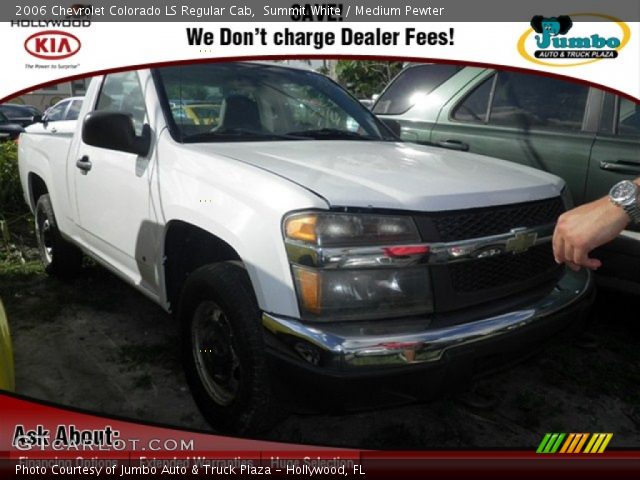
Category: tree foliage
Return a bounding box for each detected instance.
[335,61,403,99]
[0,141,24,215]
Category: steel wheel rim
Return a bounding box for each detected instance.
[36,214,53,264]
[191,301,241,406]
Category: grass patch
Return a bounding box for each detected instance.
[0,212,41,287]
[0,142,27,216]
[0,260,43,277]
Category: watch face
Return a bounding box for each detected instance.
[610,181,637,204]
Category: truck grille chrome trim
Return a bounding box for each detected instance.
[285,223,555,268]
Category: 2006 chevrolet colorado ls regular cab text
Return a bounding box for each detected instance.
[18,62,593,434]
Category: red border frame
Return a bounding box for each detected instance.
[3,54,639,103]
[1,388,639,478]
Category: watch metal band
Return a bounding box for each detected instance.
[623,201,640,224]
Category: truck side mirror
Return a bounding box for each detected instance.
[82,111,151,157]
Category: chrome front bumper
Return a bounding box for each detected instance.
[262,268,592,372]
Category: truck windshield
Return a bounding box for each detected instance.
[154,62,395,143]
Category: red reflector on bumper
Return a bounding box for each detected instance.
[383,246,430,257]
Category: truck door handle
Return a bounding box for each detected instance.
[599,160,640,175]
[76,155,92,173]
[435,139,469,151]
[50,127,57,133]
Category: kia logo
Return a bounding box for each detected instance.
[24,30,81,60]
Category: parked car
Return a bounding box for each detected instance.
[18,62,593,434]
[170,103,220,126]
[0,300,15,392]
[0,111,24,141]
[28,97,84,137]
[41,96,84,122]
[0,103,41,127]
[374,64,640,290]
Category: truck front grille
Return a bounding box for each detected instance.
[414,196,565,312]
[449,243,561,293]
[430,196,564,242]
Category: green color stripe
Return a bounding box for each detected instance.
[537,433,552,453]
[543,434,559,453]
[550,433,566,453]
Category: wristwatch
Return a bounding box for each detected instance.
[609,180,640,224]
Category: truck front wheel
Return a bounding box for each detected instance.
[179,262,280,434]
[35,194,83,277]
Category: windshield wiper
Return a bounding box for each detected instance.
[284,128,376,140]
[182,128,308,143]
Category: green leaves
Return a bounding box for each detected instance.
[335,61,403,99]
[0,141,24,215]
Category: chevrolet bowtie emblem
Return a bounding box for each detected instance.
[505,229,538,253]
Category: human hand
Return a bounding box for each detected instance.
[552,196,630,271]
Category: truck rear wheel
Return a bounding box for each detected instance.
[35,194,83,278]
[179,262,280,434]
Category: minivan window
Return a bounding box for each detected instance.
[598,92,616,134]
[618,97,640,137]
[453,71,589,131]
[452,75,493,122]
[373,64,462,115]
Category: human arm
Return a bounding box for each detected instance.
[552,179,640,270]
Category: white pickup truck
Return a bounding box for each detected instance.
[19,62,593,434]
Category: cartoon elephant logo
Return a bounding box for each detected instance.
[530,15,573,36]
[530,15,573,48]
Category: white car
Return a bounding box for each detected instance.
[27,96,84,136]
[18,62,593,434]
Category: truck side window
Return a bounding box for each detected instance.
[45,100,69,122]
[96,72,147,135]
[66,100,83,121]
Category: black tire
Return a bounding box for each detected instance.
[179,262,280,434]
[35,194,83,278]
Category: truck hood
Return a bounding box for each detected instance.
[187,141,565,212]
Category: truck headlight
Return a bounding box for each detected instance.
[284,212,433,321]
[285,212,419,246]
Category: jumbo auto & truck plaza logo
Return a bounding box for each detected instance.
[518,13,630,67]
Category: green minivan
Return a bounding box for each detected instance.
[375,64,640,290]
